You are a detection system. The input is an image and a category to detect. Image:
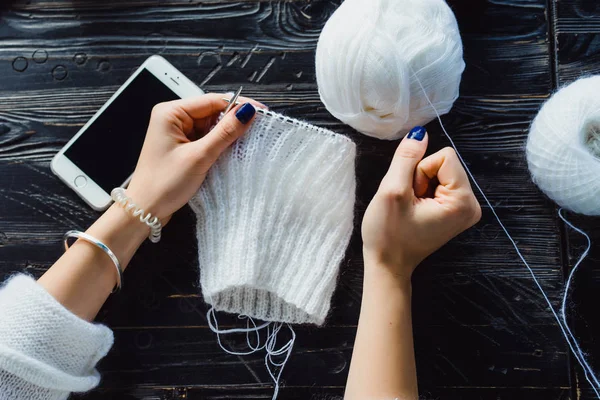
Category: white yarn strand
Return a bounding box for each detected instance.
[111,188,162,243]
[207,307,296,400]
[265,323,296,400]
[413,72,600,398]
[558,209,600,395]
[206,307,270,356]
[316,0,465,140]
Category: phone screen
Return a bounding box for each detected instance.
[64,69,180,193]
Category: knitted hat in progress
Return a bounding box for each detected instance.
[189,110,356,326]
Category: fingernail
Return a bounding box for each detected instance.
[407,126,426,141]
[235,103,256,124]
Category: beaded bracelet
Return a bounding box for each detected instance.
[111,188,162,243]
[64,230,123,292]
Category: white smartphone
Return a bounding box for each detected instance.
[51,55,204,211]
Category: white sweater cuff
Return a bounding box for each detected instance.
[0,274,114,393]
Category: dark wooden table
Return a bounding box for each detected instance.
[1,0,600,399]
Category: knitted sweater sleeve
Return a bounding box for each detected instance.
[0,275,114,400]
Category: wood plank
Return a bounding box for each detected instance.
[0,0,552,94]
[85,325,568,389]
[555,1,600,33]
[556,33,600,83]
[554,1,600,83]
[452,0,551,95]
[73,386,347,400]
[74,386,570,400]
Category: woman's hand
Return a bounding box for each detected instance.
[39,93,262,321]
[361,127,482,282]
[346,127,481,400]
[126,93,262,223]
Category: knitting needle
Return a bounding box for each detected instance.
[222,96,270,117]
[223,86,243,115]
[222,92,300,127]
[221,96,310,128]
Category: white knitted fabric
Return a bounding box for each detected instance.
[0,275,113,400]
[189,111,356,325]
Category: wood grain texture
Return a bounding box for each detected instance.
[0,0,586,399]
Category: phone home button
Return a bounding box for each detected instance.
[74,175,88,188]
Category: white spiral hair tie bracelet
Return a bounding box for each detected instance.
[111,188,162,243]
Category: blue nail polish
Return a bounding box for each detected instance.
[235,103,256,124]
[407,126,426,141]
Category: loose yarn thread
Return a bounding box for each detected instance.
[315,0,464,140]
[206,307,296,400]
[413,73,600,397]
[558,210,599,395]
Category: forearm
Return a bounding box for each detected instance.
[37,204,148,321]
[345,256,418,400]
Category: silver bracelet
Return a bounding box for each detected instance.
[111,188,162,243]
[63,230,123,292]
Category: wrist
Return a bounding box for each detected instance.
[125,183,170,222]
[363,250,414,293]
[85,204,149,270]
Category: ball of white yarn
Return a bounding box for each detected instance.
[527,76,600,215]
[315,0,465,140]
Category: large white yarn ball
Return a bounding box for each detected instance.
[527,76,600,215]
[315,0,465,140]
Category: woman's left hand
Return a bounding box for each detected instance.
[39,93,262,321]
[126,93,263,223]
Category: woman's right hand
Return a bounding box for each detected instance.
[347,127,481,400]
[361,127,482,282]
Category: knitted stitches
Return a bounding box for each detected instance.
[189,111,356,325]
[0,275,113,400]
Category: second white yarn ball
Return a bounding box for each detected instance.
[315,0,465,140]
[527,76,600,216]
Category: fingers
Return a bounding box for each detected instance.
[195,102,257,161]
[156,93,265,123]
[177,93,264,119]
[415,147,470,193]
[150,93,265,141]
[379,127,429,202]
